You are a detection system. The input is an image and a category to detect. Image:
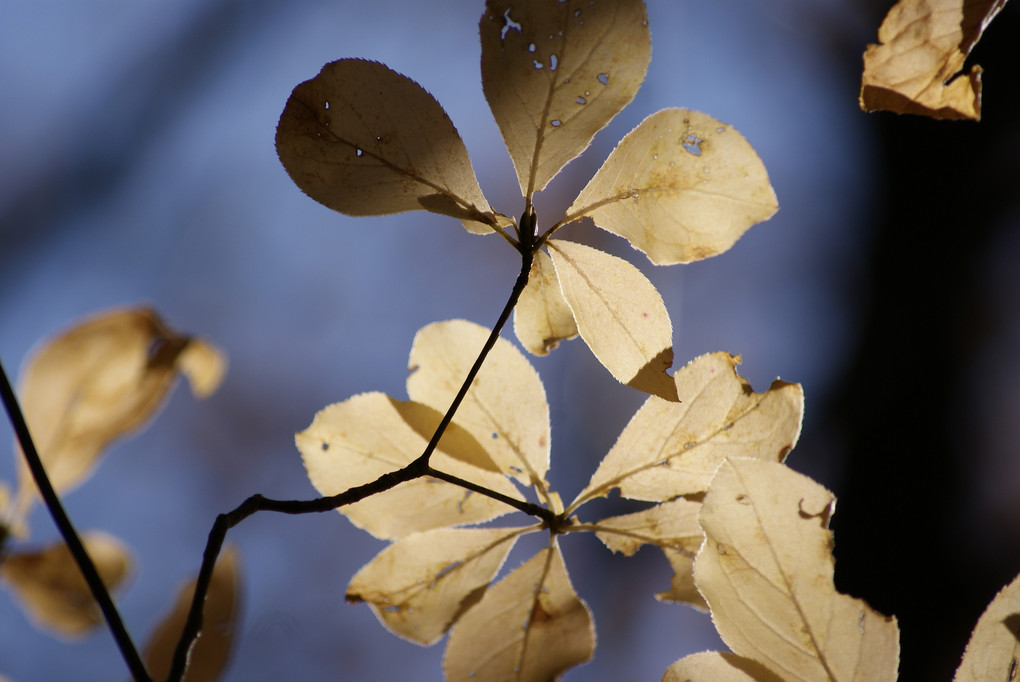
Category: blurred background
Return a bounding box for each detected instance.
[1,0,1017,679]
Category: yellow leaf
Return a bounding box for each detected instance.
[0,531,131,638]
[547,239,677,401]
[954,571,1020,681]
[513,249,579,356]
[297,392,523,540]
[859,0,1007,121]
[566,108,778,265]
[695,459,900,682]
[144,547,241,682]
[480,0,650,197]
[657,548,707,610]
[406,320,551,488]
[571,352,803,506]
[444,543,594,681]
[13,307,225,517]
[275,59,500,234]
[346,527,523,645]
[662,651,783,682]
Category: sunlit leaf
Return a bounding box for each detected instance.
[954,571,1020,681]
[566,108,777,265]
[13,307,225,519]
[297,392,522,540]
[0,531,131,638]
[572,352,803,506]
[695,458,900,681]
[406,320,551,488]
[144,547,241,682]
[276,58,501,234]
[859,0,1008,120]
[657,548,707,610]
[547,239,677,401]
[513,249,579,356]
[662,651,783,682]
[346,527,524,645]
[444,543,594,681]
[480,0,650,196]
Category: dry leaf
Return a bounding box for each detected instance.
[406,320,551,488]
[0,531,131,638]
[657,548,707,609]
[572,352,803,506]
[859,0,1008,120]
[662,651,784,682]
[276,58,500,233]
[566,108,778,265]
[547,239,678,401]
[954,571,1020,681]
[513,249,579,356]
[297,392,522,540]
[444,543,594,681]
[480,0,650,196]
[695,458,900,682]
[346,527,522,645]
[13,307,225,519]
[144,547,241,682]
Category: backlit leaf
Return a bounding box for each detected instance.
[0,531,131,638]
[954,571,1020,682]
[346,527,523,645]
[297,392,522,540]
[695,458,900,682]
[662,651,783,682]
[547,239,677,401]
[513,249,579,356]
[859,0,1008,120]
[480,0,650,197]
[566,108,777,265]
[657,548,707,610]
[571,352,803,506]
[144,547,240,682]
[444,543,594,681]
[276,59,500,234]
[406,320,551,488]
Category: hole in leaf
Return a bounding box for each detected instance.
[549,54,558,70]
[533,60,544,70]
[356,148,363,157]
[550,119,562,127]
[597,73,609,85]
[681,133,703,156]
[324,100,330,110]
[528,42,536,53]
[576,96,587,105]
[500,7,522,41]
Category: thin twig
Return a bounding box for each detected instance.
[0,359,153,682]
[425,465,556,526]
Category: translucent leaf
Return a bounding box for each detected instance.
[566,108,778,265]
[406,320,550,488]
[547,239,677,401]
[444,543,594,681]
[346,527,523,645]
[662,651,783,682]
[657,548,707,610]
[695,458,900,682]
[480,0,650,196]
[0,531,131,638]
[13,307,225,517]
[144,547,240,682]
[954,571,1020,681]
[513,249,579,356]
[859,0,1007,121]
[572,352,803,506]
[276,58,499,234]
[297,392,523,540]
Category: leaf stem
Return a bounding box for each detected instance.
[0,358,152,682]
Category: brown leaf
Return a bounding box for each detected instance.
[406,320,551,489]
[859,0,1008,120]
[662,651,783,682]
[566,108,778,265]
[480,0,650,197]
[695,458,900,682]
[513,249,579,356]
[13,307,225,519]
[571,352,803,507]
[276,59,500,233]
[346,527,523,645]
[444,543,594,681]
[145,547,241,682]
[954,571,1020,681]
[547,239,678,401]
[0,531,131,638]
[297,392,523,540]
